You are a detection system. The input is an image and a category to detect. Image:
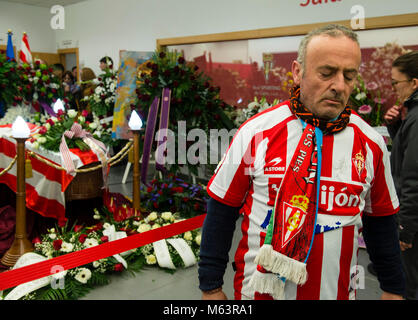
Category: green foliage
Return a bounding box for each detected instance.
[135,50,235,175]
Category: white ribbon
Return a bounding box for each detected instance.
[167,238,197,267]
[2,252,60,300]
[153,240,176,270]
[153,238,197,270]
[102,225,130,268]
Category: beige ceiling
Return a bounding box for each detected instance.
[0,0,87,7]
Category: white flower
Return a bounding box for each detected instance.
[89,122,98,130]
[93,130,102,138]
[67,109,78,118]
[151,223,161,230]
[74,268,91,284]
[49,233,56,240]
[60,242,74,253]
[84,238,99,248]
[147,212,158,222]
[45,123,51,130]
[195,234,202,246]
[103,222,111,229]
[38,137,47,144]
[78,116,85,123]
[32,141,39,149]
[183,231,193,241]
[92,261,101,268]
[355,92,367,100]
[146,254,157,265]
[161,212,172,221]
[137,223,151,233]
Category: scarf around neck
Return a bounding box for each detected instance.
[249,86,350,299]
[289,85,351,135]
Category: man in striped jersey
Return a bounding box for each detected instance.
[198,24,405,300]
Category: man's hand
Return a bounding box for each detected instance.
[381,291,404,300]
[202,289,228,300]
[400,241,413,251]
[384,105,402,125]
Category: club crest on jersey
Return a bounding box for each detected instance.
[281,194,309,248]
[352,150,365,178]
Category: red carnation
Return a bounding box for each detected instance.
[74,225,83,232]
[53,239,62,250]
[79,234,87,243]
[100,236,109,243]
[46,119,55,126]
[58,219,66,227]
[38,126,47,135]
[114,263,124,272]
[32,237,41,244]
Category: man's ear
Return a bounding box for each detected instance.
[292,60,303,86]
[412,78,418,91]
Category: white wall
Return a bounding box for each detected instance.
[1,0,417,75]
[56,0,418,75]
[0,1,56,53]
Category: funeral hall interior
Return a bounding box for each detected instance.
[0,0,417,301]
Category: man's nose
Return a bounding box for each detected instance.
[331,72,346,95]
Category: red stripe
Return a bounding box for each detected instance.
[0,172,66,222]
[0,214,206,291]
[0,137,74,187]
[337,226,355,300]
[233,185,254,300]
[296,232,323,300]
[321,134,334,178]
[349,124,398,216]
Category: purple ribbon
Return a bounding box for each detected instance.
[39,101,56,117]
[141,97,160,185]
[155,88,171,172]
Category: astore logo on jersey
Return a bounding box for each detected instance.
[264,157,285,173]
[320,181,363,214]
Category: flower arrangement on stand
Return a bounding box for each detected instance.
[349,75,385,127]
[83,69,117,117]
[135,50,235,176]
[141,173,209,219]
[18,60,63,112]
[29,109,113,152]
[233,96,279,127]
[0,51,22,111]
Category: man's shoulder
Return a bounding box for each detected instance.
[239,100,294,130]
[348,111,386,144]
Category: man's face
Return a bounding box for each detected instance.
[100,61,107,70]
[292,35,361,120]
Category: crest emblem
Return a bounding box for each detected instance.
[281,195,309,248]
[352,151,365,178]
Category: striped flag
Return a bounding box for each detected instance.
[19,32,32,64]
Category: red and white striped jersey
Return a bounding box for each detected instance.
[207,101,399,300]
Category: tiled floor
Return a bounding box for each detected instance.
[80,164,383,300]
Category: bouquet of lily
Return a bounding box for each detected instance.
[349,75,385,127]
[83,69,117,117]
[30,109,113,152]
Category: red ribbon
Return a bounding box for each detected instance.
[0,214,206,291]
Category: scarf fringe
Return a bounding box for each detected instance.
[254,244,308,285]
[249,267,285,300]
